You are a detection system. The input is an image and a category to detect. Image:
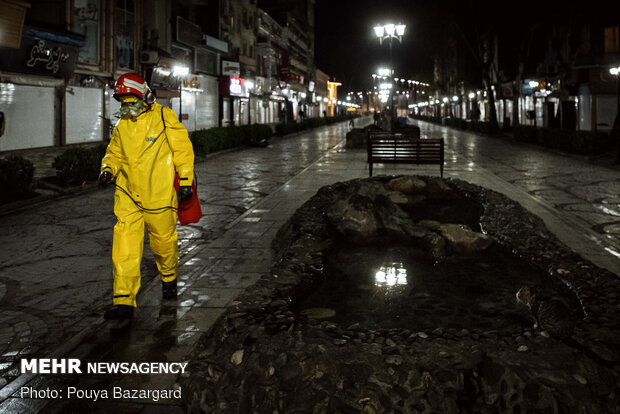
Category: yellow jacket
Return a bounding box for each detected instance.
[101,102,194,209]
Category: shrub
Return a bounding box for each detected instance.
[569,130,609,154]
[53,144,108,185]
[241,124,273,145]
[514,125,538,143]
[469,120,498,135]
[190,124,274,156]
[274,115,350,136]
[514,126,609,155]
[190,127,229,156]
[275,122,301,136]
[444,117,468,130]
[0,155,35,203]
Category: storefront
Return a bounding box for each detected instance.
[219,72,250,126]
[0,26,83,151]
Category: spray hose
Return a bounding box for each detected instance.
[111,180,193,213]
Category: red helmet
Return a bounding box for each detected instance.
[113,73,150,101]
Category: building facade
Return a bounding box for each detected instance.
[0,0,326,152]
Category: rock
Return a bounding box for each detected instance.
[517,345,529,352]
[386,176,427,193]
[386,355,403,365]
[326,195,380,242]
[421,232,447,260]
[356,181,390,200]
[388,191,409,205]
[438,223,492,254]
[426,178,452,193]
[485,393,499,405]
[417,332,429,339]
[573,374,588,385]
[230,349,244,365]
[300,307,336,319]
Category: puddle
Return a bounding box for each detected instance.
[293,243,581,332]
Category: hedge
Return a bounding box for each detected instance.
[514,125,609,155]
[274,115,350,136]
[0,155,35,203]
[190,124,273,156]
[52,144,108,185]
[411,114,499,135]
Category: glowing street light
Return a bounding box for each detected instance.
[610,66,620,162]
[373,23,406,127]
[173,64,190,122]
[374,23,406,45]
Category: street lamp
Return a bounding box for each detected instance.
[173,65,189,122]
[610,66,620,162]
[374,23,406,128]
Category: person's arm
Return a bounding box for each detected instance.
[163,107,194,186]
[100,127,123,176]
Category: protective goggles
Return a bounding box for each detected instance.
[119,95,140,103]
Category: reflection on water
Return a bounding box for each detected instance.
[293,243,580,332]
[375,263,407,287]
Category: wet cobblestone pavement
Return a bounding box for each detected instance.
[0,118,618,412]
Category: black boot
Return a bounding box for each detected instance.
[162,278,177,300]
[104,304,134,320]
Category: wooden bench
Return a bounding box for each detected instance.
[367,135,444,177]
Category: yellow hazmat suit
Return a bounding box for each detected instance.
[100,102,194,307]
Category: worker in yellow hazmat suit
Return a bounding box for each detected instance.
[99,72,194,320]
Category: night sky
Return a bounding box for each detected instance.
[314,0,620,93]
[315,0,438,92]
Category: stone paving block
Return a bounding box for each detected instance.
[0,397,51,413]
[179,287,244,307]
[135,306,224,333]
[192,272,260,289]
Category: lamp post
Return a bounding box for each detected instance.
[610,66,620,163]
[374,23,405,129]
[173,65,189,123]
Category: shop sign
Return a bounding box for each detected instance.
[229,76,247,97]
[26,39,70,74]
[222,60,240,77]
[0,32,78,78]
[183,76,201,90]
[219,75,248,97]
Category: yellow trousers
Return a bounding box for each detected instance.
[112,200,178,307]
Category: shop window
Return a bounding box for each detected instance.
[116,0,136,69]
[72,0,100,65]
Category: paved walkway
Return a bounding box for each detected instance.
[0,118,618,412]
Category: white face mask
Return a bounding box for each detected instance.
[120,100,145,117]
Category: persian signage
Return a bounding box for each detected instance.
[0,30,79,78]
[26,39,70,74]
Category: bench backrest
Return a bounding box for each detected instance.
[368,136,444,163]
